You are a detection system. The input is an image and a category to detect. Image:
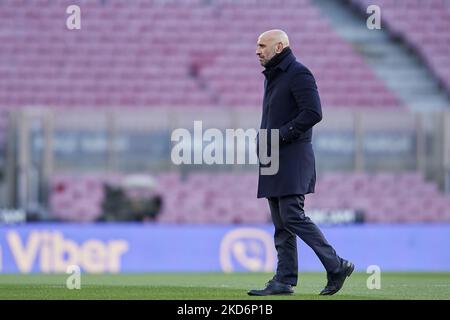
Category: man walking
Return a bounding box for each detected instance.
[248,30,354,296]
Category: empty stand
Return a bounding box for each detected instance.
[352,0,450,95]
[49,171,450,223]
[0,0,401,109]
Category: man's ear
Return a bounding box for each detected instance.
[276,42,284,53]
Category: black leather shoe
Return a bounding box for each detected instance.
[320,260,354,296]
[248,279,294,296]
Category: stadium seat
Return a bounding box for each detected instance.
[49,171,450,223]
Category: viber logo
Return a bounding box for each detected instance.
[5,230,129,273]
[220,228,276,272]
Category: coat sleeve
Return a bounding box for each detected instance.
[279,70,322,144]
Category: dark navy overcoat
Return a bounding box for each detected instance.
[257,50,322,198]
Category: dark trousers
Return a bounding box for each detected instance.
[268,194,341,286]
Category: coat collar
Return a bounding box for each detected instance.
[262,50,296,78]
[277,53,295,71]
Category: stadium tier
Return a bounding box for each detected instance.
[49,172,450,223]
[351,0,450,93]
[0,0,401,109]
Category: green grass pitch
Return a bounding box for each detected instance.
[0,272,449,300]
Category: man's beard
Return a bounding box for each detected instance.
[259,56,271,66]
[259,52,276,67]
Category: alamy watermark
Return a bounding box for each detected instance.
[366,265,381,289]
[66,265,81,290]
[66,5,81,30]
[366,5,381,30]
[171,121,279,175]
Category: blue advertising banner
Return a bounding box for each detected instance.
[0,223,449,273]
